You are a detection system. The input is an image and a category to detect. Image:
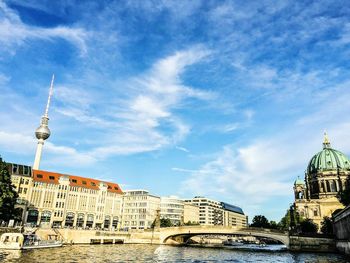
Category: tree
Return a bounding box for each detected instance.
[160,218,173,228]
[184,221,200,226]
[320,216,333,235]
[269,220,278,229]
[0,158,19,222]
[278,206,302,231]
[250,215,270,228]
[337,187,350,206]
[300,219,318,234]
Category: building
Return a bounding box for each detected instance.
[121,190,160,230]
[7,162,33,203]
[160,196,184,226]
[183,203,199,224]
[6,162,33,223]
[7,164,124,230]
[293,133,350,227]
[185,197,223,225]
[184,197,247,227]
[222,202,248,227]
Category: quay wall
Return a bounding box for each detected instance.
[35,228,161,245]
[333,205,350,255]
[289,236,335,252]
[33,227,337,253]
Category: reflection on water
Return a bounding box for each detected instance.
[0,244,348,263]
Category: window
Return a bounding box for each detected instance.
[49,176,55,180]
[114,187,119,190]
[24,188,27,194]
[18,187,23,194]
[37,174,43,178]
[314,209,318,216]
[12,164,18,174]
[82,181,87,185]
[91,182,96,186]
[72,179,77,183]
[108,185,112,189]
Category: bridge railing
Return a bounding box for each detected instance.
[160,225,288,235]
[241,227,288,234]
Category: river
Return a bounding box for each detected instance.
[0,244,348,262]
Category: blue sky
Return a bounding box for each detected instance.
[1,0,350,222]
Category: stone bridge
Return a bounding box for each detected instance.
[158,226,290,247]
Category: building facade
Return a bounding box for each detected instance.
[184,197,247,227]
[293,134,350,227]
[7,164,124,230]
[183,203,199,224]
[160,196,184,226]
[222,202,248,227]
[121,190,160,230]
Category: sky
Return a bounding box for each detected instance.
[0,0,350,222]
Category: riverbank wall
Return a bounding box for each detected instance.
[289,236,335,252]
[333,205,350,255]
[35,228,162,245]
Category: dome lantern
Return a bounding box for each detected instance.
[323,131,331,149]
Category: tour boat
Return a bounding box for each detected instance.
[0,233,62,250]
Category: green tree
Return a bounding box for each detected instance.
[0,158,19,222]
[337,187,350,206]
[300,219,318,234]
[250,215,270,228]
[320,216,333,235]
[160,218,173,227]
[278,206,302,231]
[269,220,278,229]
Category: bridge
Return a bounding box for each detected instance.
[158,226,290,247]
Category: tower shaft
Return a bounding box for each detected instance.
[33,75,55,170]
[33,139,44,170]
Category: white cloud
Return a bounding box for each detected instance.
[0,2,88,55]
[53,47,212,158]
[0,47,213,164]
[179,95,350,218]
[0,131,95,166]
[175,146,189,153]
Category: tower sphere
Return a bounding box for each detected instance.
[35,125,51,140]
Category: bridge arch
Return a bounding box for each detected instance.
[159,226,289,248]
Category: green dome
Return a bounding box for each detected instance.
[294,178,305,185]
[307,147,350,174]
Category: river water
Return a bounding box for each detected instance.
[0,244,348,262]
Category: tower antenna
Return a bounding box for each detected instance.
[44,74,54,117]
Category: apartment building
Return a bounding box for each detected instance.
[160,196,184,226]
[184,197,247,227]
[183,203,199,224]
[121,190,160,230]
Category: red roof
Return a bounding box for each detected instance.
[33,170,123,194]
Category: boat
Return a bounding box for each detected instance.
[0,233,62,250]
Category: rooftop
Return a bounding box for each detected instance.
[33,170,123,194]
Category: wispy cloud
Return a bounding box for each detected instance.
[175,146,189,153]
[0,47,214,164]
[0,2,88,55]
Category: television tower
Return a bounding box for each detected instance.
[33,75,55,170]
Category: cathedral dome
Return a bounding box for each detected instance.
[307,133,350,174]
[294,177,305,185]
